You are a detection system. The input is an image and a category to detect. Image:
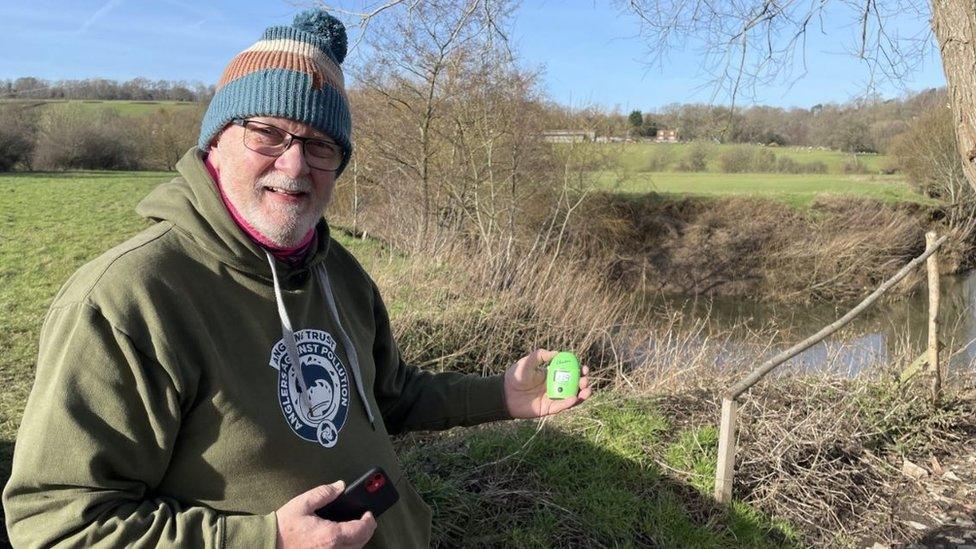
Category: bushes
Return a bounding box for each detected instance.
[675,140,712,171]
[133,106,205,170]
[717,146,755,173]
[34,104,143,170]
[718,144,831,174]
[841,160,869,174]
[0,105,39,171]
[644,146,675,171]
[4,103,204,171]
[775,156,827,174]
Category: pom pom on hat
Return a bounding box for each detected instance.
[293,9,348,64]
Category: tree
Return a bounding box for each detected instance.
[628,109,643,133]
[640,117,658,138]
[931,0,976,199]
[619,0,976,193]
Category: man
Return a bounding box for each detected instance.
[2,9,590,548]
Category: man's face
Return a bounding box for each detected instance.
[208,116,338,247]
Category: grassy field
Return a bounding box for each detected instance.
[595,171,934,208]
[0,99,201,117]
[613,142,891,174]
[0,171,796,546]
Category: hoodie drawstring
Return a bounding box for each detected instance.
[264,251,376,427]
[315,263,375,427]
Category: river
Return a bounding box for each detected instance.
[650,270,976,376]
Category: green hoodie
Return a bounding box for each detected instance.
[3,148,511,548]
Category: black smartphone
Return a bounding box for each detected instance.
[315,467,400,522]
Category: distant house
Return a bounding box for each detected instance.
[655,128,679,143]
[541,130,596,143]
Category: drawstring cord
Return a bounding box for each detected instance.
[265,251,376,427]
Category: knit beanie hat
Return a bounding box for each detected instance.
[198,9,352,175]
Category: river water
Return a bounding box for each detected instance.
[651,270,976,376]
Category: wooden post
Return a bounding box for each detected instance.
[926,232,942,405]
[714,397,738,504]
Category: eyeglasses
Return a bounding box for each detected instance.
[231,118,344,172]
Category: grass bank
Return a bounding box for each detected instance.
[613,142,891,175]
[2,172,974,547]
[569,192,960,302]
[595,171,932,209]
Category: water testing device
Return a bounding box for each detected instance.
[546,351,580,399]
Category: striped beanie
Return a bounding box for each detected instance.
[198,9,352,175]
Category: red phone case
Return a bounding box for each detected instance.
[315,467,400,522]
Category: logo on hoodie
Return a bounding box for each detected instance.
[269,329,350,448]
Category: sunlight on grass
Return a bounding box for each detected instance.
[594,171,933,208]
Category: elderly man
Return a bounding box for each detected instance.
[2,9,590,549]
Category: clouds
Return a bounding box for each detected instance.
[75,0,126,35]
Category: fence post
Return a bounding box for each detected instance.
[926,232,941,405]
[714,397,738,504]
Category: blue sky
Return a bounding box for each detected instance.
[0,0,946,111]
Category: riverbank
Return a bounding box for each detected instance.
[2,171,975,547]
[397,379,976,547]
[570,191,973,303]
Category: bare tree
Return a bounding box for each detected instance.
[618,0,976,193]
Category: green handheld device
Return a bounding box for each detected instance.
[546,351,580,400]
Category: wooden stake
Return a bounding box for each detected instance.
[714,397,738,504]
[926,232,942,405]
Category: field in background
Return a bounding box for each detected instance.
[614,142,891,174]
[0,98,200,117]
[594,171,934,208]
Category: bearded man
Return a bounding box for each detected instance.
[2,9,590,549]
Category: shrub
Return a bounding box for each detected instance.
[889,104,968,199]
[0,105,39,171]
[842,160,869,174]
[775,157,828,174]
[717,145,756,173]
[775,156,800,173]
[804,161,828,174]
[133,106,204,170]
[752,147,777,172]
[644,146,675,171]
[33,104,142,170]
[675,141,711,172]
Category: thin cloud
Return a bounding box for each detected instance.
[75,0,126,35]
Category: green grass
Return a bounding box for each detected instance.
[0,99,202,117]
[0,170,799,546]
[400,395,798,547]
[0,171,171,450]
[614,142,891,174]
[595,171,934,208]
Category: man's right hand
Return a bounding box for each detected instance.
[276,481,377,548]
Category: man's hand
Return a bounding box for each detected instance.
[276,481,377,549]
[504,349,592,419]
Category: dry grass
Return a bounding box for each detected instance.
[367,241,976,546]
[572,193,958,303]
[365,241,640,377]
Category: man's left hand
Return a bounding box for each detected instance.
[503,349,592,419]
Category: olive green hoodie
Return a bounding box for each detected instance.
[3,148,510,548]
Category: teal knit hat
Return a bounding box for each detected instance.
[198,9,352,175]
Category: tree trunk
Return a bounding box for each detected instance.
[931,0,976,192]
